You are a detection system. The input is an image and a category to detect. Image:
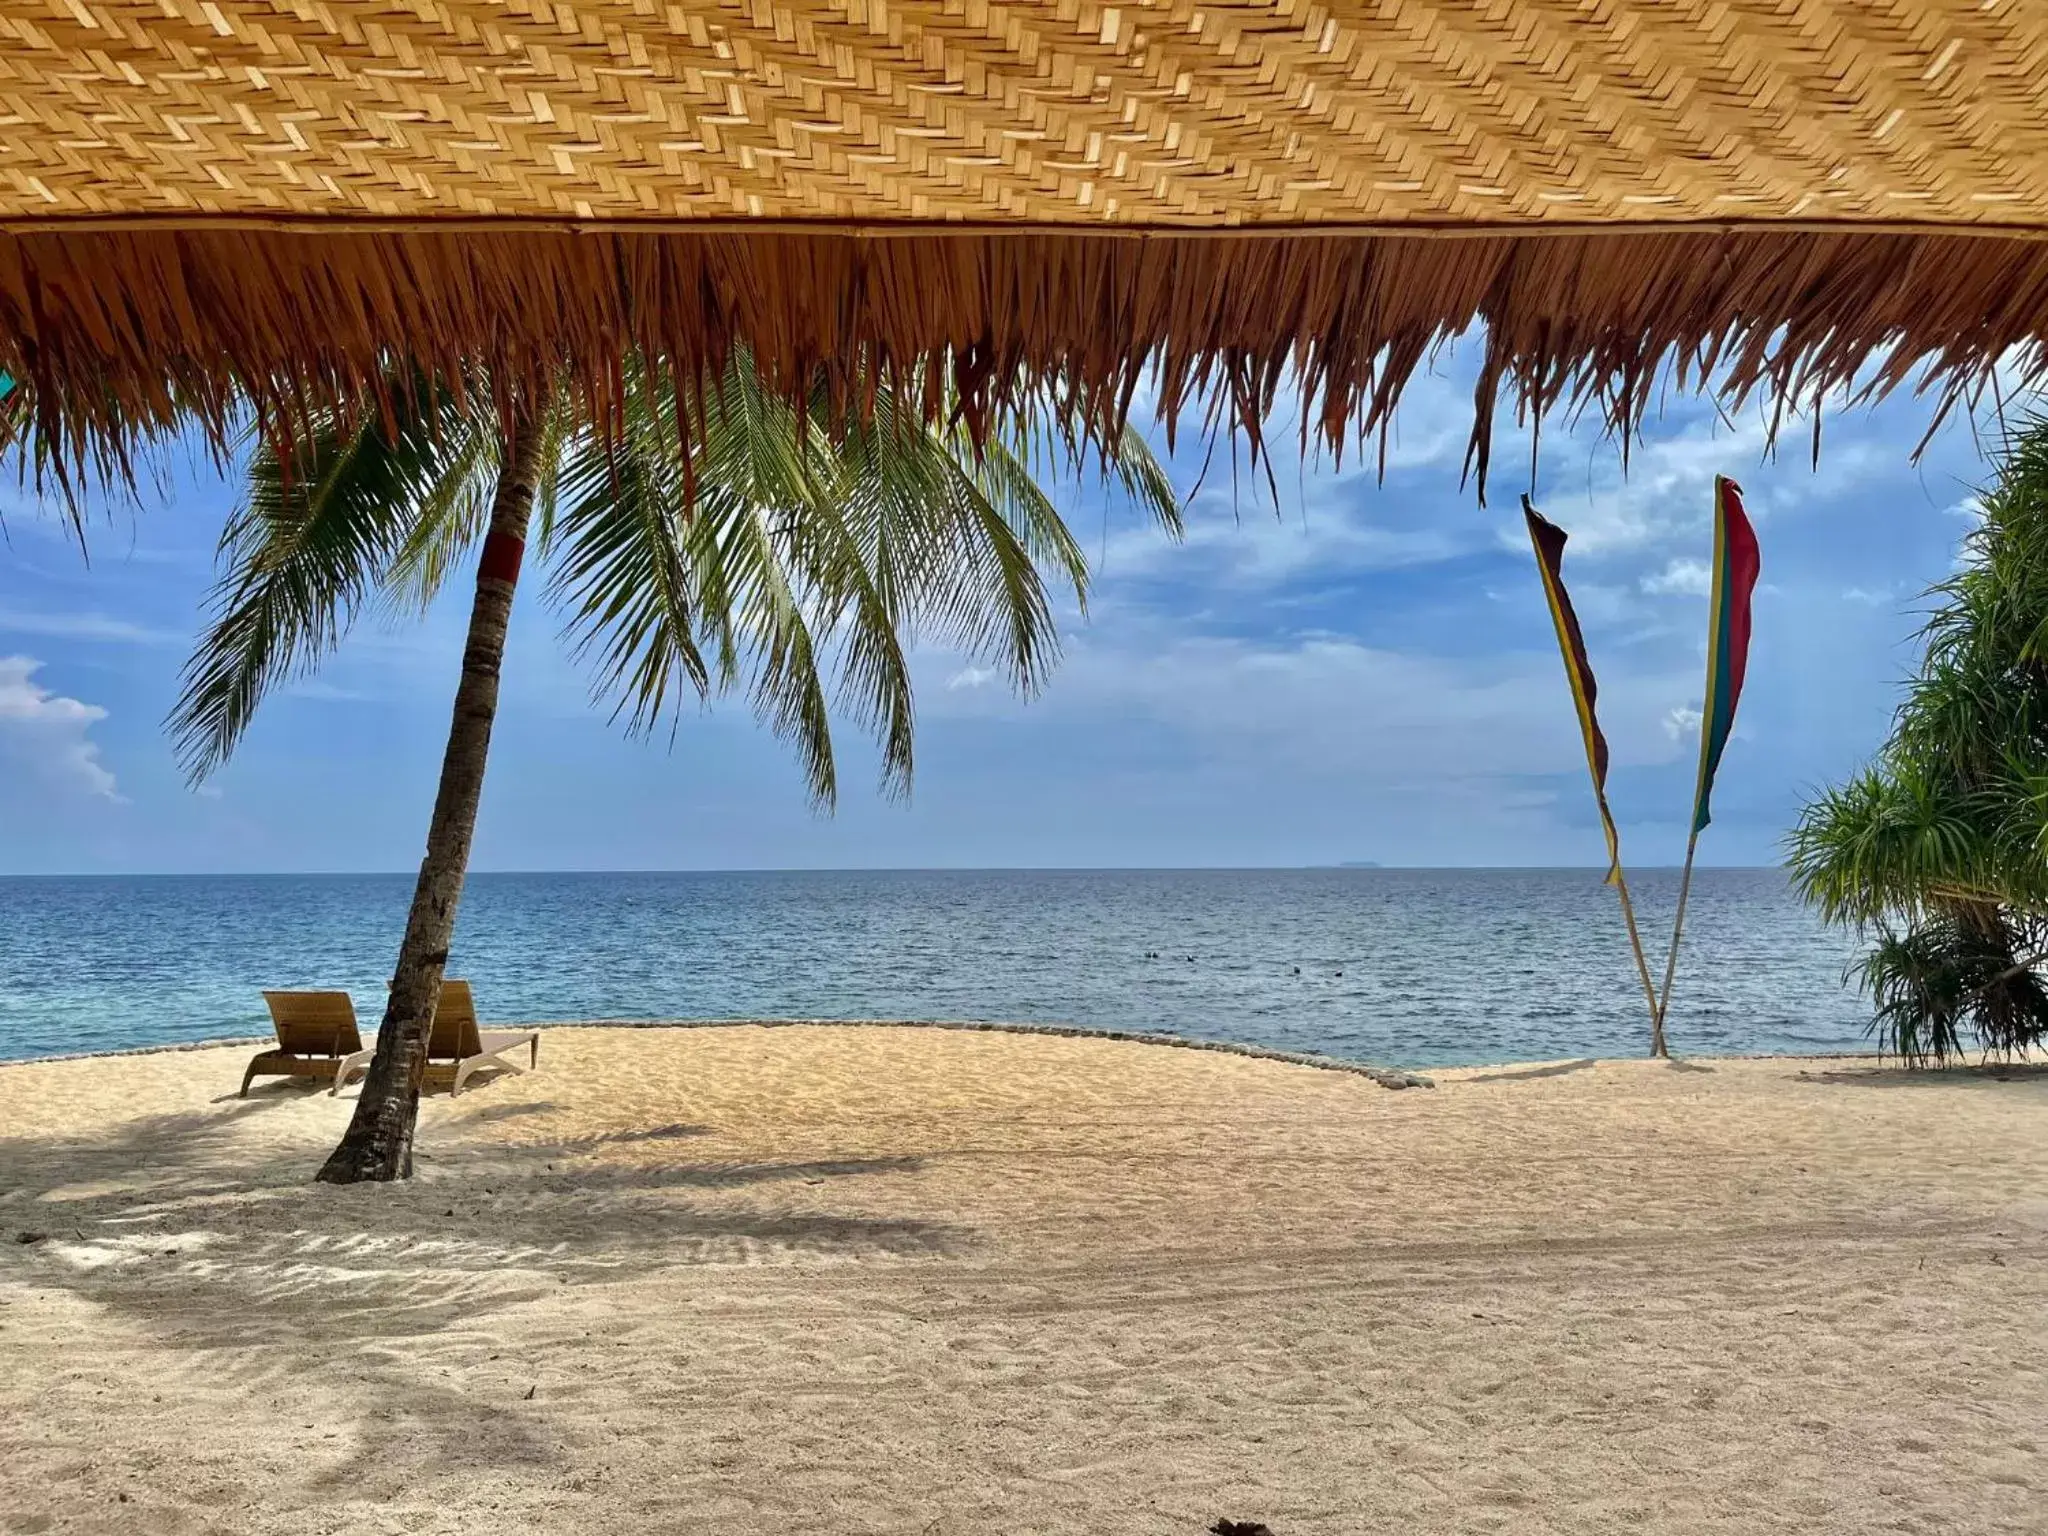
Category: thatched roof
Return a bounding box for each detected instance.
[5,1,2048,480]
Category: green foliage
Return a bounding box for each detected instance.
[1852,912,2048,1064]
[1787,412,2048,1062]
[172,356,1181,806]
[173,378,495,776]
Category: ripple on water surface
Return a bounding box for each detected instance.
[0,868,1869,1065]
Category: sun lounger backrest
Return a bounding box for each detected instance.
[427,979,485,1061]
[261,990,363,1056]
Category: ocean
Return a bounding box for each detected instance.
[0,868,1871,1067]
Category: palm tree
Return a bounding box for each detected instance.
[1786,411,2048,1063]
[175,359,1179,1182]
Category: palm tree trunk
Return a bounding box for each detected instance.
[316,412,547,1184]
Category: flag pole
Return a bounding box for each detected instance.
[1656,474,1760,1060]
[1651,830,1701,1057]
[1612,867,1667,1057]
[1522,494,1670,1059]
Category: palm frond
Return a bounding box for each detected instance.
[546,370,717,737]
[195,345,1186,819]
[171,382,492,778]
[544,351,1176,806]
[375,419,503,617]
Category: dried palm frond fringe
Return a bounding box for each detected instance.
[4,222,2047,495]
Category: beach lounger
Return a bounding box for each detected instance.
[333,979,540,1097]
[428,980,541,1096]
[242,991,374,1096]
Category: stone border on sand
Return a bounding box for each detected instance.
[551,1018,1439,1090]
[2,1018,1436,1089]
[5,1034,272,1067]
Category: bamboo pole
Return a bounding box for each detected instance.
[1611,868,1667,1058]
[1652,830,1703,1058]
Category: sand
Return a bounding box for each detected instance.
[1,1025,2044,1536]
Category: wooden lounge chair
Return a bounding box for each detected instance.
[334,979,540,1097]
[428,980,540,1096]
[242,991,374,1096]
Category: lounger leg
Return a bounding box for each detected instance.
[240,1060,260,1097]
[453,1048,530,1097]
[332,1048,375,1097]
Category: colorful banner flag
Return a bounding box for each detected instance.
[1522,496,1622,884]
[1689,476,1762,834]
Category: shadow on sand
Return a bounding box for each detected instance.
[0,1089,957,1335]
[1793,1061,2048,1089]
[1460,1058,1602,1084]
[0,1080,966,1499]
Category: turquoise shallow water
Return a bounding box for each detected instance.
[0,868,1868,1066]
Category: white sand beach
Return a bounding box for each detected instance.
[2,1025,2044,1535]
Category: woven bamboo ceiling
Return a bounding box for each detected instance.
[7,0,2047,229]
[4,0,2048,478]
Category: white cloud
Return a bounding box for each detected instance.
[1663,705,1703,740]
[1130,350,1477,483]
[930,620,1693,789]
[1097,492,1473,591]
[0,489,207,571]
[0,605,182,645]
[1102,370,1900,609]
[1642,559,1713,596]
[945,666,997,691]
[0,656,121,800]
[1839,586,1893,606]
[1515,399,1892,566]
[281,680,377,703]
[1087,364,1510,593]
[1492,405,1764,561]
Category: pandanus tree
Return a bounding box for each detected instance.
[1786,412,2048,1063]
[174,360,1179,1182]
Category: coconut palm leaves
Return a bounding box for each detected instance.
[175,356,1178,804]
[176,356,1177,1183]
[173,376,510,776]
[1786,412,2048,1062]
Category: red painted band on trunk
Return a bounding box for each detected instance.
[478,529,525,586]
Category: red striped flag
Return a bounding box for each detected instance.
[1689,477,1762,834]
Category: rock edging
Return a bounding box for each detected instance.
[551,1017,1438,1090]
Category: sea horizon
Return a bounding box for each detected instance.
[0,861,1789,877]
[0,867,1864,1067]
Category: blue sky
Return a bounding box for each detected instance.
[0,349,2004,874]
